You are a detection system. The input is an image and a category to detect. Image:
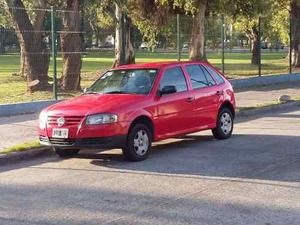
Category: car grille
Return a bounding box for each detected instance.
[47,116,84,126]
[49,138,75,146]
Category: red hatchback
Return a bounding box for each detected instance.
[39,61,236,161]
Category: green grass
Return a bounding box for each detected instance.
[0,50,293,104]
[0,141,41,154]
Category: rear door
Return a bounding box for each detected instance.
[184,64,219,128]
[154,66,195,138]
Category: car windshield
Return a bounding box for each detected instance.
[87,69,158,95]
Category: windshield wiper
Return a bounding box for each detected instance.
[104,91,127,94]
[84,91,99,95]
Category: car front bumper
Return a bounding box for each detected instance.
[39,135,127,149]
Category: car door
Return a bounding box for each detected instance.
[184,64,219,128]
[154,66,195,139]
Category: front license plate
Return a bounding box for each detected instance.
[52,128,69,139]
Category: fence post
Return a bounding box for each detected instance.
[221,15,225,75]
[258,16,262,77]
[51,6,58,100]
[289,14,292,74]
[177,14,181,61]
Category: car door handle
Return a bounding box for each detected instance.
[216,90,223,96]
[186,97,195,103]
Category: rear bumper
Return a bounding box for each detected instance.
[39,135,127,149]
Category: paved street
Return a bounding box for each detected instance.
[0,108,300,225]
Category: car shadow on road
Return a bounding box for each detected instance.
[86,131,300,184]
[1,107,300,185]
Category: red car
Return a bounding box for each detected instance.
[39,61,236,161]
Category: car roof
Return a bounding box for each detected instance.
[114,61,209,70]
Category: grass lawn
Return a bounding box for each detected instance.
[0,141,41,154]
[0,50,292,104]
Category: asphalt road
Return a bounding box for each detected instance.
[0,108,300,225]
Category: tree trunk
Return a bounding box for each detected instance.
[246,26,260,65]
[113,3,135,67]
[20,47,25,78]
[95,28,100,47]
[0,28,5,54]
[5,0,50,92]
[60,0,82,91]
[291,0,300,67]
[189,0,207,61]
[251,35,260,65]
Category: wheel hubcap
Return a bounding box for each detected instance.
[220,112,232,135]
[133,130,149,156]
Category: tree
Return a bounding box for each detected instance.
[131,0,208,61]
[189,0,207,61]
[60,0,83,91]
[220,0,289,65]
[221,0,272,65]
[85,0,134,67]
[4,0,50,92]
[113,0,135,67]
[0,4,10,54]
[84,0,115,47]
[291,0,300,67]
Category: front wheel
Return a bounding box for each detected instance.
[212,108,234,140]
[54,147,80,158]
[122,123,152,161]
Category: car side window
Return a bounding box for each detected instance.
[200,66,216,86]
[160,67,188,93]
[204,65,225,84]
[185,65,209,89]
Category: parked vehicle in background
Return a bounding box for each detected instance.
[38,61,236,161]
[182,43,189,51]
[140,42,149,50]
[261,41,284,50]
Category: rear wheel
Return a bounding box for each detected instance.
[54,147,80,157]
[212,107,234,139]
[122,123,152,161]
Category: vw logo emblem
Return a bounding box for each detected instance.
[57,117,65,127]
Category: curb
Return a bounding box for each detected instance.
[0,147,53,166]
[230,73,300,89]
[0,101,299,164]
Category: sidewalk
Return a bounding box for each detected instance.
[0,81,300,150]
[235,81,300,108]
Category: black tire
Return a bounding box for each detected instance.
[212,107,234,140]
[122,123,152,162]
[54,147,80,158]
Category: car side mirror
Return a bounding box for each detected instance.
[160,85,177,96]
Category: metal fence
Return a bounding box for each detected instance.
[0,7,294,104]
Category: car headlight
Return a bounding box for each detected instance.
[39,110,47,129]
[86,114,118,125]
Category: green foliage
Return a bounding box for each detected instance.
[0,0,12,28]
[85,0,115,30]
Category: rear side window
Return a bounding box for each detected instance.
[185,65,209,89]
[200,66,216,86]
[204,65,225,84]
[160,67,187,93]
